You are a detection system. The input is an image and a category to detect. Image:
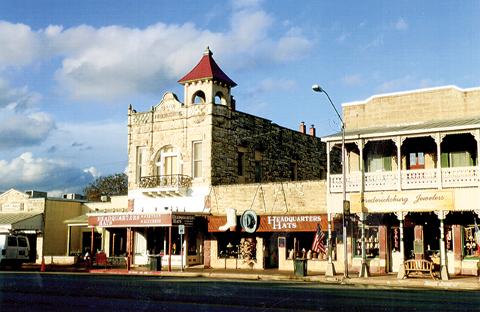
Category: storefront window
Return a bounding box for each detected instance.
[354,225,379,258]
[285,232,331,260]
[217,235,257,260]
[464,225,480,257]
[217,234,240,259]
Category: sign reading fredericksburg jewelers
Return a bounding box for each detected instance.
[350,189,454,213]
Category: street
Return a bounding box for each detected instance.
[0,273,479,311]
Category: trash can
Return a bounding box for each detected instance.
[294,258,307,277]
[149,255,162,271]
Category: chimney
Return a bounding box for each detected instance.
[299,121,306,134]
[309,124,316,137]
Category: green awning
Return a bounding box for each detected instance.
[0,213,43,231]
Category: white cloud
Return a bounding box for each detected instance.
[0,152,94,193]
[248,78,296,97]
[375,75,444,93]
[0,107,55,149]
[0,1,312,102]
[362,35,384,50]
[44,119,127,174]
[273,27,312,61]
[336,32,350,43]
[0,21,41,68]
[343,74,364,86]
[83,166,100,178]
[231,0,264,10]
[395,18,408,31]
[0,78,41,112]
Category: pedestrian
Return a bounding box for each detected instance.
[84,248,91,268]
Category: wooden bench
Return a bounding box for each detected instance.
[403,259,436,279]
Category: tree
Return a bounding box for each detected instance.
[83,173,128,201]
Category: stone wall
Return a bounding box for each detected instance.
[344,86,480,130]
[128,92,328,190]
[211,105,326,185]
[207,180,327,216]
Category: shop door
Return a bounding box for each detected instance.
[265,234,279,269]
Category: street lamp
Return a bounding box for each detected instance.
[312,84,349,278]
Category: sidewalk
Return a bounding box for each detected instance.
[84,265,480,291]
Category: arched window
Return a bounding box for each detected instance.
[192,91,206,104]
[155,145,181,176]
[214,91,226,105]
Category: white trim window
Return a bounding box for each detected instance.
[136,146,148,183]
[156,145,181,176]
[192,141,203,178]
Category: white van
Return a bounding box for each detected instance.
[0,234,31,268]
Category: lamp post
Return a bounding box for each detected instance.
[312,84,349,278]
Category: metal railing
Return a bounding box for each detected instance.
[139,174,192,189]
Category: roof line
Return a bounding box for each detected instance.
[342,85,480,107]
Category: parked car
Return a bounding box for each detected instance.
[0,234,30,268]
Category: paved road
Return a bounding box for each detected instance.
[0,273,479,311]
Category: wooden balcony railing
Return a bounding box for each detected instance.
[329,166,480,193]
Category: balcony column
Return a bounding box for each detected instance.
[395,211,407,279]
[436,133,443,189]
[326,141,331,192]
[435,210,449,280]
[359,139,364,193]
[476,129,480,188]
[396,136,402,191]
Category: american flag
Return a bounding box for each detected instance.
[312,224,326,255]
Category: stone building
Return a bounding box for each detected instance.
[323,85,480,279]
[88,47,333,272]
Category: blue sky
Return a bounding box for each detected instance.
[0,0,479,195]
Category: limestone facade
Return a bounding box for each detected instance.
[123,48,331,270]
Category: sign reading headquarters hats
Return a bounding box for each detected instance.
[240,210,258,233]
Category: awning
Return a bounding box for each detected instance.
[208,214,329,233]
[0,213,43,232]
[64,214,88,227]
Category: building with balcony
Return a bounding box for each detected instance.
[88,47,332,271]
[323,85,480,278]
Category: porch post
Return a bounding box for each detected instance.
[325,212,336,276]
[66,225,71,256]
[359,212,369,278]
[168,226,172,272]
[396,211,406,279]
[436,210,449,280]
[90,227,94,254]
[359,139,364,192]
[396,136,402,191]
[436,132,443,189]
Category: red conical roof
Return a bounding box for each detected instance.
[178,47,237,87]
